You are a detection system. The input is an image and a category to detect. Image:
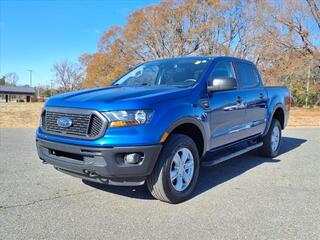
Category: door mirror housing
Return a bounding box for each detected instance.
[207,77,237,92]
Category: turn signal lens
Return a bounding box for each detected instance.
[160,132,169,143]
[109,120,140,127]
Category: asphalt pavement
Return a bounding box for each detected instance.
[0,128,319,240]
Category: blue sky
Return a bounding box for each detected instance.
[0,0,159,86]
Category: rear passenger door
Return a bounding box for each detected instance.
[234,62,267,137]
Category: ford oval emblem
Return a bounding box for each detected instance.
[57,117,73,128]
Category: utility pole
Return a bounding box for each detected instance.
[50,79,54,97]
[305,64,311,108]
[37,83,40,98]
[28,70,33,87]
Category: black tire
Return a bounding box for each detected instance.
[258,119,282,157]
[146,134,200,204]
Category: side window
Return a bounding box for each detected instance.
[210,61,236,80]
[236,62,259,88]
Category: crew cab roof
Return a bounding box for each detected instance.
[148,56,254,65]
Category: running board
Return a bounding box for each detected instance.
[201,142,263,167]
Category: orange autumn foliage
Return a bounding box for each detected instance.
[80,0,320,106]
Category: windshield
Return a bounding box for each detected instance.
[113,59,210,87]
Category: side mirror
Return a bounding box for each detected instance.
[207,77,237,92]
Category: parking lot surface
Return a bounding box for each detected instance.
[0,128,319,239]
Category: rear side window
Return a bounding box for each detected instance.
[235,62,259,88]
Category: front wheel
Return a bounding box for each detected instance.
[258,119,282,157]
[146,134,199,204]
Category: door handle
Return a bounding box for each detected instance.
[236,96,247,109]
[236,96,242,103]
[236,101,247,109]
[223,97,246,111]
[259,93,264,99]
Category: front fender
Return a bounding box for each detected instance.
[164,117,208,157]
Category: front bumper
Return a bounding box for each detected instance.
[36,138,162,186]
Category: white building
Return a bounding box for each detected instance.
[0,86,36,103]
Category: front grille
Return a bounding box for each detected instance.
[42,108,107,139]
[88,114,104,137]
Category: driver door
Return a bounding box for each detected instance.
[207,61,247,149]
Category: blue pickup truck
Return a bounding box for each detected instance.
[36,56,290,203]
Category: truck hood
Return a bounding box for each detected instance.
[45,86,192,111]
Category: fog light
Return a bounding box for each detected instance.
[124,153,143,164]
[89,171,98,178]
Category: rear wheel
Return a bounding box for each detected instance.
[146,134,199,203]
[258,119,282,157]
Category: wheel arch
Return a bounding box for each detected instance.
[164,118,207,158]
[273,107,285,129]
[263,105,285,136]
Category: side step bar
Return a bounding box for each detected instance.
[201,142,263,167]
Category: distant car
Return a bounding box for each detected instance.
[36,56,290,203]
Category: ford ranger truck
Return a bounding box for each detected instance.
[36,56,290,203]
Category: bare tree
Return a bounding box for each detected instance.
[52,60,84,92]
[79,0,319,106]
[82,0,254,87]
[306,0,320,30]
[4,72,19,86]
[0,76,5,85]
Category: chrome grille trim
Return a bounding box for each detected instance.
[41,107,108,140]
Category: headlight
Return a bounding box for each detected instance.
[102,110,153,128]
[39,109,46,128]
